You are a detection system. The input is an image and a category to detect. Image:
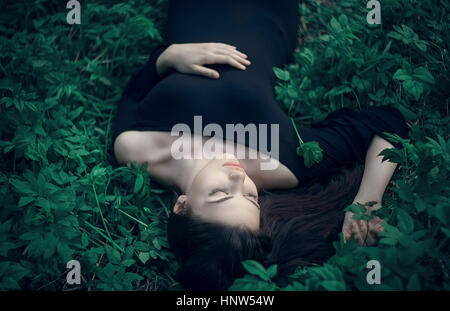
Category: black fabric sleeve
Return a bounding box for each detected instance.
[123,43,171,102]
[295,106,409,180]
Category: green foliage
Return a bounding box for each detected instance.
[232,0,449,291]
[296,141,323,168]
[229,260,278,291]
[0,0,448,291]
[0,0,178,290]
[290,117,324,167]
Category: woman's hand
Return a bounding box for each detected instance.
[156,42,251,79]
[342,203,385,246]
[342,135,397,246]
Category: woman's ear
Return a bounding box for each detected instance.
[173,194,188,215]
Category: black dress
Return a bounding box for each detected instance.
[111,0,409,184]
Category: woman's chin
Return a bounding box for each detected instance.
[223,152,238,160]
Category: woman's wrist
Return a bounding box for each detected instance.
[352,192,382,213]
[156,44,175,77]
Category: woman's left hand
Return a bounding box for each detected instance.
[342,209,385,246]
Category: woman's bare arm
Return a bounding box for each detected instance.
[353,134,397,208]
[342,134,398,245]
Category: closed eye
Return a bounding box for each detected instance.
[210,190,256,200]
[209,189,228,196]
[245,194,258,200]
[208,189,259,208]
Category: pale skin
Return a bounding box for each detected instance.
[156,42,251,79]
[342,135,397,246]
[114,42,398,246]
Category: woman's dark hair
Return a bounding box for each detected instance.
[167,163,363,290]
[260,164,364,284]
[167,212,271,290]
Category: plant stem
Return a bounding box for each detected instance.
[117,208,148,228]
[92,184,117,250]
[290,117,304,144]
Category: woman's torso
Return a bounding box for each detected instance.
[116,0,302,186]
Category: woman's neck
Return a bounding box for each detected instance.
[142,133,297,193]
[175,158,210,193]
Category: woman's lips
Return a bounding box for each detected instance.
[223,161,243,169]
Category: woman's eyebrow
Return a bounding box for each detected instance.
[208,196,260,209]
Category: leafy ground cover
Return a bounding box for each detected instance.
[0,0,448,290]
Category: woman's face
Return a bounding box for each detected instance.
[174,155,260,231]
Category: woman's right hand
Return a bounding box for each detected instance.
[156,42,251,79]
[342,207,385,246]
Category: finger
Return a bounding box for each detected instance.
[365,219,384,246]
[360,221,372,245]
[351,222,365,245]
[210,42,237,50]
[369,218,384,234]
[218,47,248,59]
[343,234,351,244]
[205,54,247,70]
[211,49,251,66]
[344,231,352,243]
[213,47,249,62]
[369,222,383,233]
[342,226,350,243]
[358,220,368,236]
[190,64,220,79]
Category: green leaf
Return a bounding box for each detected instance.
[273,67,290,81]
[134,241,150,251]
[123,272,143,287]
[393,69,411,81]
[296,141,323,168]
[121,259,136,268]
[133,174,144,194]
[106,245,122,265]
[11,180,35,195]
[266,264,278,279]
[152,237,161,250]
[81,232,89,248]
[413,67,435,84]
[241,260,270,281]
[397,209,414,234]
[320,280,346,291]
[138,252,150,264]
[330,17,342,32]
[414,198,427,212]
[432,204,448,225]
[18,196,36,207]
[379,237,398,246]
[404,79,424,101]
[345,203,366,214]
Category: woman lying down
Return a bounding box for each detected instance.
[111,0,409,290]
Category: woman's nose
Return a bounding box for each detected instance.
[229,169,245,184]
